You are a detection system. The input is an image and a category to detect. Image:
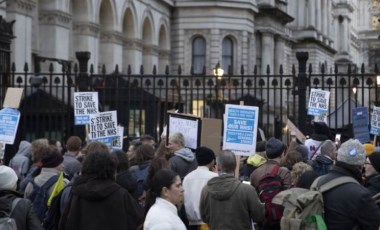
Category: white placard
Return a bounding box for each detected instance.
[168,115,199,149]
[91,126,124,150]
[307,89,330,117]
[223,104,259,156]
[0,108,20,144]
[74,92,99,125]
[89,111,118,140]
[370,106,380,135]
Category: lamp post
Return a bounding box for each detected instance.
[213,62,224,118]
[352,86,358,107]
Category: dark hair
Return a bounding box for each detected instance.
[111,150,129,172]
[135,144,155,165]
[281,150,303,170]
[148,156,169,183]
[218,150,236,173]
[81,151,117,180]
[296,170,319,189]
[66,136,82,152]
[140,134,154,142]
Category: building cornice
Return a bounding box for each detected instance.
[39,10,72,29]
[100,30,124,45]
[73,21,100,37]
[7,0,36,17]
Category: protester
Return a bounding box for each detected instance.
[59,150,144,230]
[364,151,380,196]
[127,139,143,167]
[9,140,32,181]
[281,150,303,171]
[167,132,197,179]
[183,146,218,230]
[0,165,43,230]
[49,139,63,154]
[155,138,172,160]
[311,140,336,176]
[316,139,380,229]
[296,170,319,189]
[140,134,156,149]
[111,149,137,195]
[200,150,265,230]
[143,169,186,230]
[304,121,332,159]
[62,136,82,179]
[240,141,266,181]
[290,162,313,187]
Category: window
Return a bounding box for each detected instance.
[222,37,233,74]
[192,36,206,74]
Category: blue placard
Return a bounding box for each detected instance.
[352,107,370,143]
[371,106,380,136]
[0,108,21,144]
[75,115,90,125]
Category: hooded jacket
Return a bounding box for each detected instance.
[9,141,32,179]
[200,174,265,230]
[58,175,144,230]
[312,155,334,176]
[169,147,197,179]
[0,190,43,230]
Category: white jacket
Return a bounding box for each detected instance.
[144,197,186,230]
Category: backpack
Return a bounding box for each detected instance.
[257,164,284,223]
[133,166,149,206]
[43,184,72,230]
[272,176,359,230]
[28,175,59,222]
[0,198,21,230]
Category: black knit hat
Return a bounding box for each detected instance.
[266,138,285,159]
[195,146,215,166]
[369,151,380,173]
[42,151,63,168]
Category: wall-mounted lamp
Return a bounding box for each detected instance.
[213,62,224,79]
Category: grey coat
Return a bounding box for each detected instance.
[169,147,197,179]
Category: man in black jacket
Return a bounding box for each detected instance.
[317,139,380,230]
[312,140,336,176]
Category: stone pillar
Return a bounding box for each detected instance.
[261,31,274,74]
[322,0,328,36]
[72,22,99,73]
[38,10,72,70]
[142,44,158,74]
[308,0,315,28]
[298,0,304,28]
[241,30,249,75]
[296,52,309,134]
[99,31,123,73]
[158,49,170,74]
[316,0,321,32]
[343,17,349,52]
[123,38,139,73]
[6,0,35,71]
[274,36,285,75]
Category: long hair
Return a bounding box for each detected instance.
[81,151,117,180]
[111,150,129,172]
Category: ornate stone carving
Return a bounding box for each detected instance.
[6,0,36,16]
[100,30,123,45]
[39,10,72,29]
[73,22,100,37]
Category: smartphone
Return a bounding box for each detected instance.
[335,134,341,141]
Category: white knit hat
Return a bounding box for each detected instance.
[337,139,366,166]
[0,165,18,190]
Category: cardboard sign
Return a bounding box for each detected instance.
[308,89,330,116]
[370,106,380,135]
[200,118,222,155]
[168,113,201,150]
[3,88,23,109]
[89,111,118,140]
[352,107,370,143]
[91,126,124,150]
[74,92,99,125]
[287,119,306,143]
[0,108,21,144]
[223,104,259,156]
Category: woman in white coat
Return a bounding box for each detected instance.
[143,169,186,230]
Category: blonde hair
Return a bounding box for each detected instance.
[290,162,313,185]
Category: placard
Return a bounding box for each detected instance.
[308,89,330,116]
[223,104,259,156]
[3,88,24,109]
[89,111,118,140]
[74,92,99,125]
[0,108,21,144]
[370,106,380,135]
[352,107,370,143]
[91,126,124,150]
[167,113,201,150]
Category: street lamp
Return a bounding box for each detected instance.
[213,62,224,80]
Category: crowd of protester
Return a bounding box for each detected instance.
[0,122,380,230]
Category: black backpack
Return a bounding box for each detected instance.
[28,175,59,222]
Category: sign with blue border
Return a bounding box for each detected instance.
[74,92,99,125]
[352,107,370,143]
[88,111,118,140]
[370,106,380,135]
[308,89,330,116]
[223,104,259,156]
[0,108,20,144]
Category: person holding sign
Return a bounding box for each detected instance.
[167,133,197,179]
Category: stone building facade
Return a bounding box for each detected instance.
[0,0,377,75]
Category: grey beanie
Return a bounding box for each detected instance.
[337,139,365,166]
[266,138,285,159]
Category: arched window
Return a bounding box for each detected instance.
[192,36,206,74]
[222,37,233,73]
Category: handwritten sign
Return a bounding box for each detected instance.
[74,92,99,125]
[89,111,118,140]
[352,107,370,143]
[0,108,21,144]
[308,89,330,117]
[168,113,200,150]
[223,104,259,156]
[370,106,380,135]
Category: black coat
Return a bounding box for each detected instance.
[317,165,380,230]
[365,173,380,196]
[0,190,43,230]
[58,175,144,230]
[312,155,334,176]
